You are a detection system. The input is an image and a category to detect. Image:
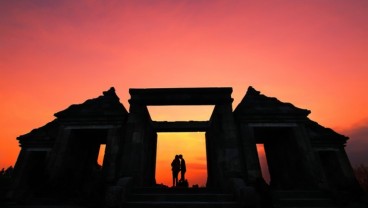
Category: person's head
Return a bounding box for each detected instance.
[179,154,183,159]
[175,155,179,159]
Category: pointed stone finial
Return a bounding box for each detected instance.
[246,86,260,96]
[103,87,116,96]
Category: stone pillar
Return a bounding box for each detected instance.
[146,130,157,186]
[8,149,31,200]
[238,124,262,183]
[335,147,361,191]
[337,147,357,181]
[264,140,284,188]
[291,124,321,189]
[205,124,221,188]
[103,127,122,182]
[47,127,72,184]
[217,103,244,177]
[119,104,153,187]
[207,102,245,190]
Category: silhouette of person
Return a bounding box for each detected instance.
[171,155,180,187]
[179,154,186,181]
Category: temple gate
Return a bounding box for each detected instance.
[7,86,364,207]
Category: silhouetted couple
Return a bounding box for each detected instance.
[171,154,186,187]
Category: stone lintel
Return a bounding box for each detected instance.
[313,147,340,151]
[152,121,209,132]
[25,148,52,151]
[64,124,123,129]
[248,123,298,127]
[129,87,233,105]
[234,115,308,124]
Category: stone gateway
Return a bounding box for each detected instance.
[7,87,366,207]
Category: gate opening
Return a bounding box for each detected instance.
[256,144,270,184]
[155,132,207,187]
[97,144,106,166]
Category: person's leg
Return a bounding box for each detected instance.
[175,172,179,185]
[172,172,176,187]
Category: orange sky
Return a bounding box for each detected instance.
[1,1,368,186]
[156,133,207,187]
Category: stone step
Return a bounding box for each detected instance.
[125,201,241,208]
[125,187,241,208]
[272,190,337,208]
[276,198,335,207]
[274,206,337,208]
[4,206,85,208]
[132,187,213,194]
[272,190,330,198]
[3,197,98,208]
[128,193,234,202]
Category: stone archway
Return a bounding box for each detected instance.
[119,88,244,190]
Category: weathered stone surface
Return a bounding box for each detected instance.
[306,118,348,144]
[234,86,311,118]
[7,86,365,207]
[129,87,233,105]
[105,177,132,208]
[17,119,59,146]
[55,87,127,119]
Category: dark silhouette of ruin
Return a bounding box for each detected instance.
[6,87,367,207]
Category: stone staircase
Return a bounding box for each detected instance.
[3,197,88,208]
[123,187,242,208]
[272,190,338,208]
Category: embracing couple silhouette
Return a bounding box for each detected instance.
[171,154,186,187]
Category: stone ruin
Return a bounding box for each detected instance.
[6,87,366,207]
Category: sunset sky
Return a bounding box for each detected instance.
[1,0,367,186]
